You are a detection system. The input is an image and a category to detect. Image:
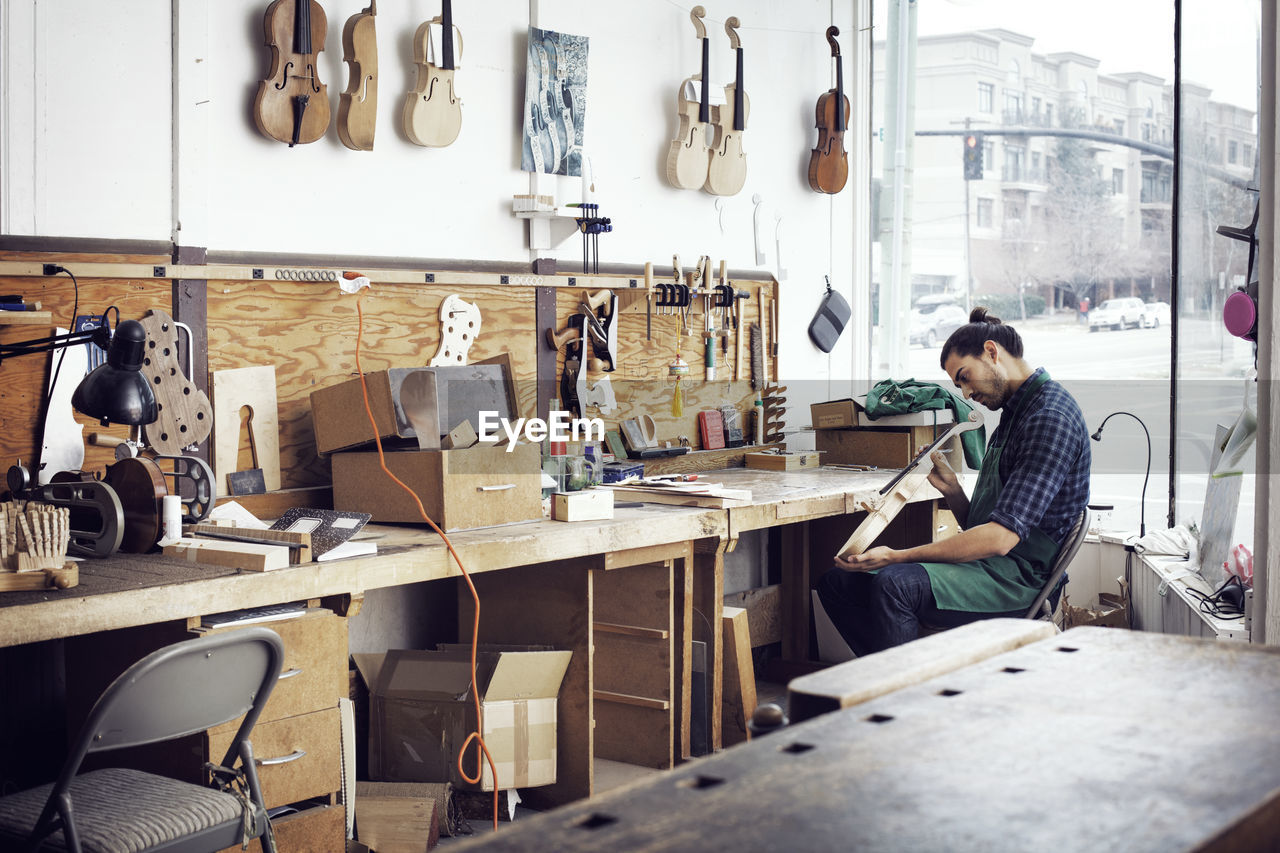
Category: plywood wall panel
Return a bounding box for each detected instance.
[205,281,539,489]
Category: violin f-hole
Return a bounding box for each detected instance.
[275,60,295,90]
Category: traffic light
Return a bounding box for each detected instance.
[963,133,984,180]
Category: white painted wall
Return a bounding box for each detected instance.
[1,0,872,404]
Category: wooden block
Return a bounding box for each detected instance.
[355,795,438,853]
[552,489,614,522]
[744,451,821,471]
[721,605,756,747]
[723,584,782,648]
[357,780,457,839]
[0,563,78,592]
[162,538,291,572]
[215,803,345,853]
[189,524,312,564]
[442,419,478,450]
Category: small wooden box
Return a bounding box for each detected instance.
[744,451,821,471]
[815,425,960,469]
[552,488,615,522]
[333,443,542,530]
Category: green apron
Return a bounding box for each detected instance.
[918,370,1061,613]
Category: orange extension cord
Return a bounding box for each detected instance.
[354,294,500,829]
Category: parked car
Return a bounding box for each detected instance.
[909,301,967,347]
[1142,301,1171,328]
[1088,297,1146,332]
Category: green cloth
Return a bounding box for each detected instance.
[862,379,986,469]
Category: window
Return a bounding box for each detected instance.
[1045,102,1054,126]
[976,198,994,228]
[1142,123,1153,142]
[1004,91,1023,122]
[1005,199,1024,222]
[1003,144,1025,181]
[1031,95,1041,117]
[1112,167,1125,195]
[978,82,994,113]
[1146,97,1155,118]
[1228,140,1238,164]
[983,139,995,172]
[1114,118,1125,136]
[1244,143,1254,166]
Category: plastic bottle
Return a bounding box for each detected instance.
[753,395,764,445]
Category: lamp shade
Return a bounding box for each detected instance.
[71,319,159,426]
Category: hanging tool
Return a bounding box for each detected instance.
[580,288,618,372]
[572,314,616,414]
[644,262,654,340]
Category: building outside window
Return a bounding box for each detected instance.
[1228,139,1238,164]
[1244,143,1254,165]
[983,138,995,171]
[1003,143,1025,181]
[1112,168,1125,195]
[1004,91,1023,123]
[978,81,994,113]
[1114,118,1125,136]
[976,197,994,228]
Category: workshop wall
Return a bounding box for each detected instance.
[1,1,865,401]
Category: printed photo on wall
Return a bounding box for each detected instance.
[522,26,588,176]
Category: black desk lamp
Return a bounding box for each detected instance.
[0,318,158,426]
[1091,411,1151,538]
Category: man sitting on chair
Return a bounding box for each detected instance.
[817,307,1091,656]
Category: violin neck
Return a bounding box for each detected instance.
[834,54,846,133]
[698,37,710,123]
[733,46,744,132]
[294,0,312,55]
[441,0,455,70]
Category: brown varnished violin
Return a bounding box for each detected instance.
[705,17,748,196]
[253,0,331,147]
[665,6,711,190]
[337,0,377,151]
[404,0,463,148]
[808,26,850,194]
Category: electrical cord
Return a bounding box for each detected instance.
[1185,575,1247,620]
[354,295,500,830]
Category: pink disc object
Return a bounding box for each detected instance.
[1222,290,1257,340]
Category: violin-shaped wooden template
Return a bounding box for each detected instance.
[705,17,748,196]
[253,0,331,147]
[665,6,712,190]
[404,0,463,148]
[337,1,378,150]
[808,26,850,194]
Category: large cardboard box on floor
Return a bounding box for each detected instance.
[332,442,542,529]
[356,648,571,792]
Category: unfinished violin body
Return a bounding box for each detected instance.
[665,6,711,190]
[337,1,378,151]
[404,0,463,148]
[705,17,748,196]
[253,0,330,147]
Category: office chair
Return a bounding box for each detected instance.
[1023,508,1091,621]
[0,627,285,853]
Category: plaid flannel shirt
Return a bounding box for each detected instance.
[986,368,1091,546]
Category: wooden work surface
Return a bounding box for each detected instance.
[0,465,926,649]
[452,622,1280,852]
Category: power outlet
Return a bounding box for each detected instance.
[43,263,61,275]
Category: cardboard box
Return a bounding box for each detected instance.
[810,398,860,429]
[332,443,542,529]
[811,396,959,431]
[815,425,961,469]
[355,648,571,792]
[311,355,517,454]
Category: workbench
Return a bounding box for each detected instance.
[0,465,943,808]
[451,620,1280,852]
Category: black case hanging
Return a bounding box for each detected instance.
[808,276,851,353]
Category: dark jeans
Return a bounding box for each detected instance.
[815,563,1027,657]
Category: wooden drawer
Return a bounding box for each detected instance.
[208,706,342,811]
[206,608,348,731]
[215,803,345,853]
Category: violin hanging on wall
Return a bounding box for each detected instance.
[808,26,850,194]
[337,0,377,151]
[253,0,331,147]
[404,0,463,148]
[665,6,711,190]
[705,17,748,196]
